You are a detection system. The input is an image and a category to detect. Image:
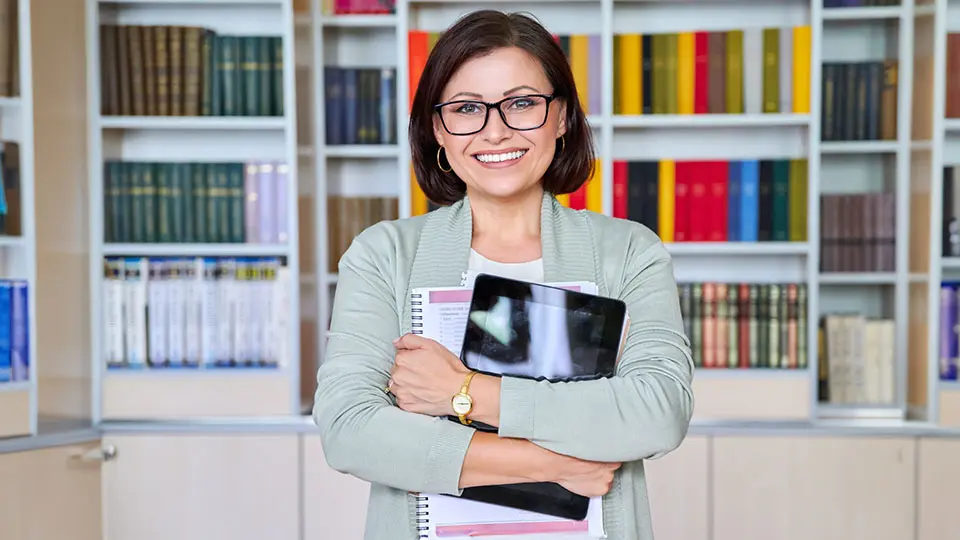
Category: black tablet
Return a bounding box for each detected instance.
[453,273,629,521]
[461,273,628,385]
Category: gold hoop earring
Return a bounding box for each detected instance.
[437,146,452,173]
[558,135,565,152]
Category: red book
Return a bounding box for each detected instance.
[707,161,729,242]
[694,32,709,114]
[613,160,628,219]
[674,161,691,241]
[688,162,708,242]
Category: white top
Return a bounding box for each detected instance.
[466,248,544,284]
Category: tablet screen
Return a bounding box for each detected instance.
[460,274,627,382]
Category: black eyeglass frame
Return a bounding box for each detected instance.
[432,93,557,136]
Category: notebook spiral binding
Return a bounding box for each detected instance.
[411,292,423,335]
[414,494,430,538]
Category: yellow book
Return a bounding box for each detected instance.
[586,160,603,212]
[788,159,808,241]
[570,35,591,115]
[619,34,643,115]
[658,160,675,242]
[677,32,695,115]
[792,26,812,113]
[664,33,678,114]
[410,163,428,216]
[726,30,743,113]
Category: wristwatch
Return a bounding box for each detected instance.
[451,371,477,425]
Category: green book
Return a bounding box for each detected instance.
[771,159,790,241]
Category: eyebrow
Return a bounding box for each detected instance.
[446,85,543,101]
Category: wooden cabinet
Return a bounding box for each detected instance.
[711,435,916,540]
[302,435,370,540]
[644,435,709,540]
[0,442,104,540]
[917,438,960,540]
[100,434,299,540]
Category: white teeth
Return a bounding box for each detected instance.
[475,150,526,163]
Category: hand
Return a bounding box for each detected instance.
[552,455,622,498]
[389,333,471,417]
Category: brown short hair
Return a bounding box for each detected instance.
[408,10,597,206]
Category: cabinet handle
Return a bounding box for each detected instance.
[72,444,118,463]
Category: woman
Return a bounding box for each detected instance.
[313,9,695,540]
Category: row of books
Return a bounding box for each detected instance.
[100,25,284,118]
[941,166,960,257]
[818,314,895,406]
[678,282,808,369]
[103,161,289,245]
[326,195,399,273]
[0,280,28,384]
[821,61,898,142]
[820,192,896,273]
[613,27,811,116]
[408,31,602,115]
[824,0,900,6]
[317,0,395,15]
[0,142,20,237]
[0,0,17,98]
[940,282,960,381]
[610,159,808,243]
[103,257,290,370]
[323,67,397,146]
[946,34,960,119]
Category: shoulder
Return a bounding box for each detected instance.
[337,213,429,279]
[576,210,673,291]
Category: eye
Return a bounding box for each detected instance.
[507,98,536,109]
[454,102,483,115]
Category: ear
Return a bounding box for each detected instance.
[432,114,445,146]
[555,99,567,137]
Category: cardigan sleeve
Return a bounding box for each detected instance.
[312,228,476,495]
[497,236,695,462]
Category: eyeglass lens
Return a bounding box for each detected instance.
[438,95,549,135]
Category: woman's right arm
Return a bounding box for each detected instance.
[313,226,613,496]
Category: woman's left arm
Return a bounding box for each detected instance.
[493,239,695,463]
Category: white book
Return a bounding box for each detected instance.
[218,259,237,366]
[103,258,125,367]
[125,258,148,368]
[147,259,168,367]
[200,258,220,367]
[409,279,606,540]
[273,262,290,367]
[167,259,186,367]
[184,258,203,367]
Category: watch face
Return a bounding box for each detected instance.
[452,394,472,414]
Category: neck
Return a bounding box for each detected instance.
[468,187,543,246]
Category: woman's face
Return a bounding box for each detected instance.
[433,46,566,204]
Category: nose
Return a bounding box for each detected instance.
[480,107,511,144]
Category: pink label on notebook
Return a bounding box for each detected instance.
[428,285,583,304]
[435,520,590,537]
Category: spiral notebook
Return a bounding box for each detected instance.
[409,279,607,539]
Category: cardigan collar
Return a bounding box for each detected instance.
[406,190,603,293]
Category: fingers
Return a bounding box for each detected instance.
[393,333,431,350]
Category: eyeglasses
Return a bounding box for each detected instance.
[433,94,556,136]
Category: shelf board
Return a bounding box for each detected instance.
[0,97,20,108]
[101,243,289,257]
[664,242,809,256]
[822,6,903,21]
[939,381,960,391]
[945,118,960,132]
[0,235,26,248]
[820,140,899,154]
[819,272,897,285]
[320,14,398,27]
[611,114,810,129]
[941,257,960,269]
[0,381,31,393]
[324,144,399,158]
[99,116,287,130]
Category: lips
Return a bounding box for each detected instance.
[473,149,528,164]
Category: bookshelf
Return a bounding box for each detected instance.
[85,0,302,422]
[916,0,960,427]
[0,0,37,439]
[294,0,960,426]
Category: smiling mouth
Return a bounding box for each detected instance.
[473,149,528,164]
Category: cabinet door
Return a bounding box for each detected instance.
[918,438,960,540]
[302,434,370,540]
[0,442,104,540]
[102,434,299,540]
[644,435,709,540]
[712,435,915,540]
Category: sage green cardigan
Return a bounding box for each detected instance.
[312,191,695,540]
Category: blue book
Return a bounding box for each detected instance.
[10,281,27,382]
[728,161,741,241]
[739,160,760,242]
